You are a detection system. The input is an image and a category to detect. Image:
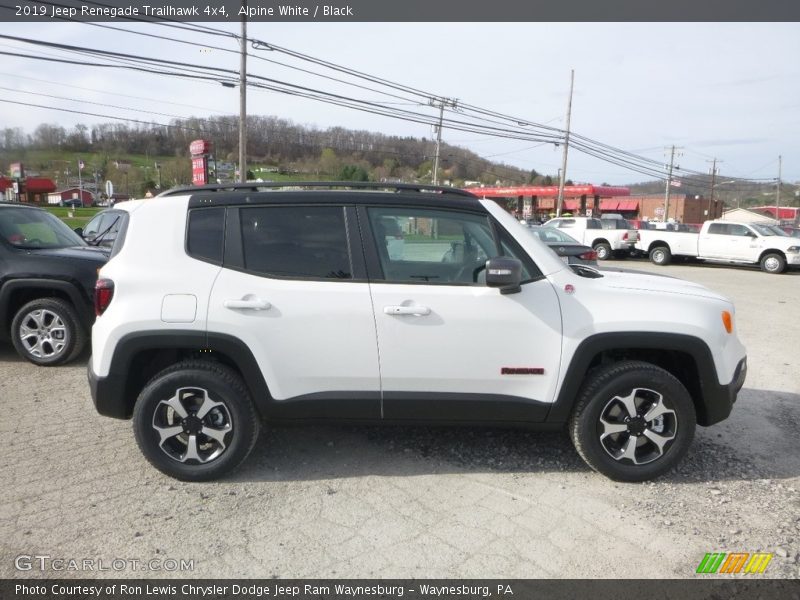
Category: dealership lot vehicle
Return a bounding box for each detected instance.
[636,220,800,273]
[524,225,598,265]
[89,183,746,482]
[75,208,125,249]
[543,216,639,260]
[0,202,109,365]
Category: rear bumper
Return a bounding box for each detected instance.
[87,357,130,420]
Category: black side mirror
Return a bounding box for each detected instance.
[485,257,522,295]
[74,227,83,237]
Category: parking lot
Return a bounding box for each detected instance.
[1,260,798,579]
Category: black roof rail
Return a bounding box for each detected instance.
[157,181,478,199]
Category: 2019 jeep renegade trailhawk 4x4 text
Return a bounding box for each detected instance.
[88,183,747,482]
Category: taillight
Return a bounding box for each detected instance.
[580,250,598,261]
[95,278,114,316]
[622,232,629,240]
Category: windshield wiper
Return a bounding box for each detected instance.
[90,216,120,246]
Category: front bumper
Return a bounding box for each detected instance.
[698,356,747,426]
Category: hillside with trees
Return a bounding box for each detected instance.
[1,117,540,196]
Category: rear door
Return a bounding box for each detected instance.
[205,203,381,417]
[362,205,563,423]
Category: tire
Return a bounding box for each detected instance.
[649,246,672,266]
[568,361,696,482]
[133,361,260,481]
[10,298,85,366]
[760,252,786,274]
[593,242,612,261]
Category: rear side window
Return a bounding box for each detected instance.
[187,207,225,264]
[707,223,728,235]
[239,206,352,279]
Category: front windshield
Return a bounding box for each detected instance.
[0,207,86,249]
[751,224,784,237]
[527,226,580,244]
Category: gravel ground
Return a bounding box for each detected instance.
[1,259,798,579]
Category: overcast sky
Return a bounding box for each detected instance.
[2,22,799,184]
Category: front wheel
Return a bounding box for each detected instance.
[10,298,85,366]
[133,361,260,481]
[569,361,696,482]
[760,252,785,274]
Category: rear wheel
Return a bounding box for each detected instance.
[593,242,612,261]
[133,361,260,481]
[569,361,696,482]
[10,298,85,366]
[649,246,672,266]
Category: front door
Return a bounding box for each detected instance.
[362,206,563,423]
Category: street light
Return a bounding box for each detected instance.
[709,180,738,218]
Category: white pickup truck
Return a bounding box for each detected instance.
[543,216,639,260]
[636,220,800,273]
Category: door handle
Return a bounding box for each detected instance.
[224,298,272,311]
[384,305,431,316]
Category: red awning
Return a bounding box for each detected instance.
[467,184,630,198]
[25,177,57,194]
[616,200,640,211]
[0,176,12,191]
[599,200,619,211]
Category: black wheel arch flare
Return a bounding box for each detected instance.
[546,332,737,427]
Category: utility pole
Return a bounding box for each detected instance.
[431,97,457,185]
[706,158,722,219]
[77,158,83,207]
[238,3,247,183]
[663,145,682,221]
[556,69,574,217]
[776,154,782,224]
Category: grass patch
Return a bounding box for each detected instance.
[42,206,101,229]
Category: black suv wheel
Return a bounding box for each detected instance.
[569,361,696,482]
[11,298,85,366]
[133,361,260,481]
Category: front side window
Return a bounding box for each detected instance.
[367,207,532,284]
[729,224,752,237]
[240,206,351,279]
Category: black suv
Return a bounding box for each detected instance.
[0,203,110,365]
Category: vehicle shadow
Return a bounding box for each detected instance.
[621,256,800,276]
[233,387,800,484]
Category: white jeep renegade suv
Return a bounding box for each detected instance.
[88,183,747,482]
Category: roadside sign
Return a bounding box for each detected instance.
[655,207,665,216]
[586,208,593,217]
[105,180,114,197]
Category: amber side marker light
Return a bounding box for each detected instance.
[722,311,733,334]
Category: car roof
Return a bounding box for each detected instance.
[0,202,45,210]
[157,182,483,212]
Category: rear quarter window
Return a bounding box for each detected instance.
[187,207,225,264]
